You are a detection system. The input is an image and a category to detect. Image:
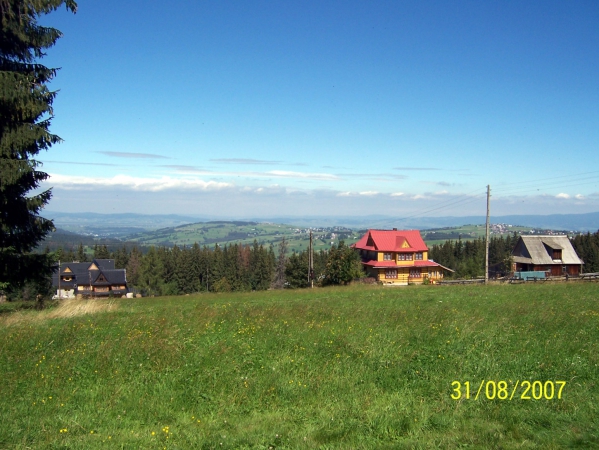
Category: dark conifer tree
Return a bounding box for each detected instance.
[64,247,75,262]
[138,246,164,296]
[0,0,77,293]
[285,250,309,288]
[76,242,88,262]
[250,240,274,290]
[273,238,288,289]
[174,245,194,294]
[114,245,129,269]
[94,244,110,260]
[126,246,142,287]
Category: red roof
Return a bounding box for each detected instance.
[353,229,428,252]
[362,259,454,272]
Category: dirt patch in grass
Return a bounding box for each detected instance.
[0,298,118,326]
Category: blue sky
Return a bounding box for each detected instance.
[38,0,599,219]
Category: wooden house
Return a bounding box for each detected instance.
[511,235,584,276]
[352,229,453,285]
[52,259,128,298]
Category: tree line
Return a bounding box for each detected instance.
[571,230,599,273]
[8,230,598,301]
[49,239,364,297]
[428,234,518,279]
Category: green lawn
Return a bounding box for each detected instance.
[1,283,597,448]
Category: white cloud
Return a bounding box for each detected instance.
[390,192,404,197]
[98,151,170,159]
[556,193,570,199]
[48,173,232,192]
[575,194,585,199]
[267,170,339,180]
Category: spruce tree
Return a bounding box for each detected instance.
[273,238,288,289]
[76,242,87,262]
[0,0,77,292]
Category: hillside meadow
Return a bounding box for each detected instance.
[0,283,597,449]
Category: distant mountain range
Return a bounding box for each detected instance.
[46,211,599,235]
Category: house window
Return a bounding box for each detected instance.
[415,252,423,260]
[383,253,393,261]
[398,253,412,261]
[409,268,421,278]
[385,269,397,279]
[553,250,562,260]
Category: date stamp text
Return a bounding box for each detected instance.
[451,380,566,400]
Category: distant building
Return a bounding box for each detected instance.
[511,235,584,276]
[52,259,128,298]
[352,229,453,285]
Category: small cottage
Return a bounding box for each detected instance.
[52,259,128,298]
[511,235,584,276]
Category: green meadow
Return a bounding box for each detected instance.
[1,283,597,449]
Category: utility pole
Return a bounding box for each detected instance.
[485,185,491,284]
[58,260,61,300]
[308,230,314,288]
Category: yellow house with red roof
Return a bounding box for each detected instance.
[352,229,453,285]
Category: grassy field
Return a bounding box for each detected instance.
[1,283,597,449]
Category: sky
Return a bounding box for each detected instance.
[37,0,599,220]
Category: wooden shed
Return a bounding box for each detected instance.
[511,235,584,276]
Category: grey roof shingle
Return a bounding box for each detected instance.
[52,259,127,289]
[512,236,583,265]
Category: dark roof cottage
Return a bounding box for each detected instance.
[53,259,128,298]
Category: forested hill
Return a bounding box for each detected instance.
[126,222,360,254]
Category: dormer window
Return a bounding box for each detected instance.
[552,249,562,260]
[383,253,393,261]
[398,253,413,261]
[415,252,423,260]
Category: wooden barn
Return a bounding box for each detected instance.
[511,235,584,276]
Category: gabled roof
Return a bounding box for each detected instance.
[512,235,583,265]
[52,259,126,288]
[353,229,428,252]
[94,259,115,271]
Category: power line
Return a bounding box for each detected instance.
[391,169,598,223]
[494,179,599,196]
[493,170,599,189]
[395,187,486,221]
[492,171,599,195]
